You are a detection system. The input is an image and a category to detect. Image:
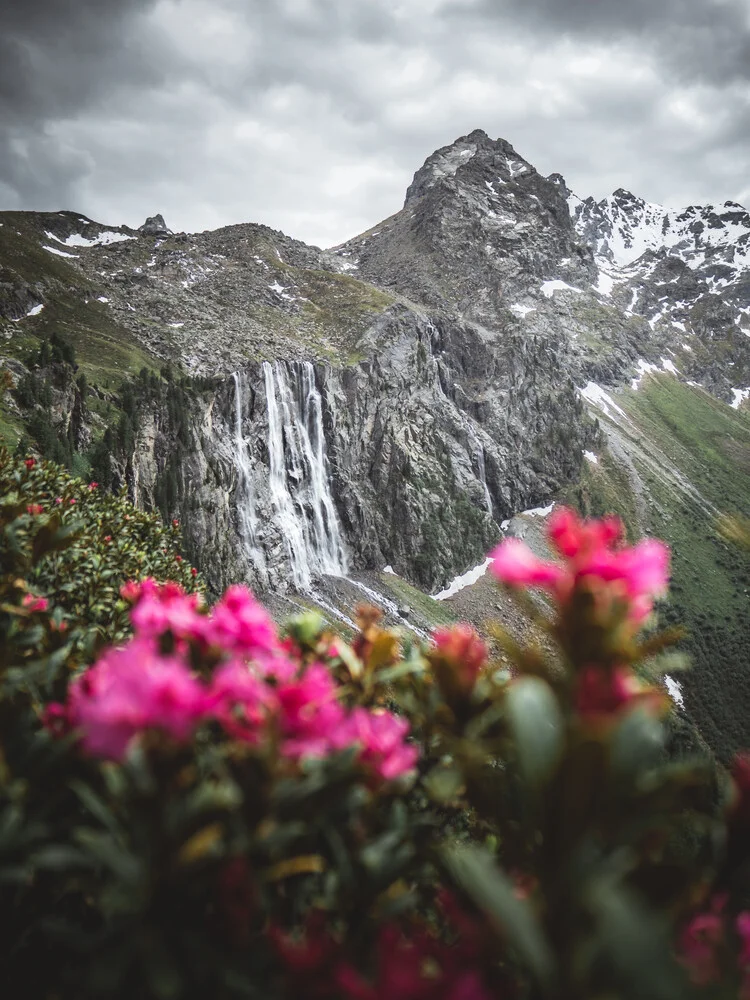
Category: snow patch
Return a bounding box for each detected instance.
[169,322,184,328]
[631,360,660,390]
[433,558,491,602]
[46,230,134,248]
[594,271,616,296]
[580,382,627,420]
[26,303,44,317]
[540,279,582,298]
[731,388,750,409]
[96,296,109,303]
[43,245,78,259]
[523,502,555,518]
[509,303,535,318]
[383,565,396,576]
[665,675,684,708]
[584,450,599,465]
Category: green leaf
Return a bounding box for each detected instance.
[505,677,564,789]
[609,708,665,779]
[586,878,687,1000]
[424,761,465,804]
[443,843,555,989]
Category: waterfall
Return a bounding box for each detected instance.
[262,360,347,590]
[231,371,267,582]
[469,428,493,514]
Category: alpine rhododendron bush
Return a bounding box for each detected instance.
[3,454,750,999]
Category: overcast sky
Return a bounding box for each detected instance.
[2,0,749,247]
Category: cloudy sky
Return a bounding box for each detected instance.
[2,0,749,248]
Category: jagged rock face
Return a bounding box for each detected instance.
[337,129,596,328]
[567,188,750,400]
[139,214,171,236]
[126,305,593,595]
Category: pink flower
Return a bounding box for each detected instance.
[55,497,62,505]
[68,638,208,759]
[42,702,71,738]
[490,538,566,590]
[88,482,98,490]
[22,593,48,613]
[208,660,276,742]
[120,579,143,603]
[191,567,198,577]
[574,665,638,717]
[69,498,76,505]
[129,579,208,644]
[26,503,43,516]
[333,707,418,780]
[24,457,36,469]
[679,907,724,986]
[490,508,670,627]
[208,584,279,658]
[432,624,488,691]
[278,664,346,759]
[548,507,622,559]
[737,912,750,968]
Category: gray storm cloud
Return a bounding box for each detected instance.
[1,0,749,245]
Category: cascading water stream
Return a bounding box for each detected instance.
[468,428,493,514]
[262,360,348,591]
[232,371,266,582]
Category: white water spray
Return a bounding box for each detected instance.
[262,360,347,590]
[469,428,493,514]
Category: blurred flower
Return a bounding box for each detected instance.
[22,593,48,613]
[431,624,488,694]
[208,584,279,658]
[490,507,669,625]
[130,579,208,644]
[679,896,726,987]
[69,498,76,505]
[88,482,98,490]
[24,457,35,469]
[208,660,276,743]
[333,707,418,781]
[26,504,43,516]
[278,664,346,759]
[68,638,209,759]
[55,497,62,504]
[575,664,639,716]
[191,567,198,577]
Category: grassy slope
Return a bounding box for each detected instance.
[564,374,750,761]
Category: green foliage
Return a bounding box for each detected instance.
[0,451,200,660]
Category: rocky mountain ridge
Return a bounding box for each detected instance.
[0,128,747,601]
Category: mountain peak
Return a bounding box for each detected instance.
[404,131,532,206]
[139,214,171,236]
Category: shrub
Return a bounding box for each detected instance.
[1,488,749,999]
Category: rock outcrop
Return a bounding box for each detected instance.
[138,214,171,236]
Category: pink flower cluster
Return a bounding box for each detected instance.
[490,507,669,625]
[51,580,417,781]
[272,893,493,1000]
[680,895,750,996]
